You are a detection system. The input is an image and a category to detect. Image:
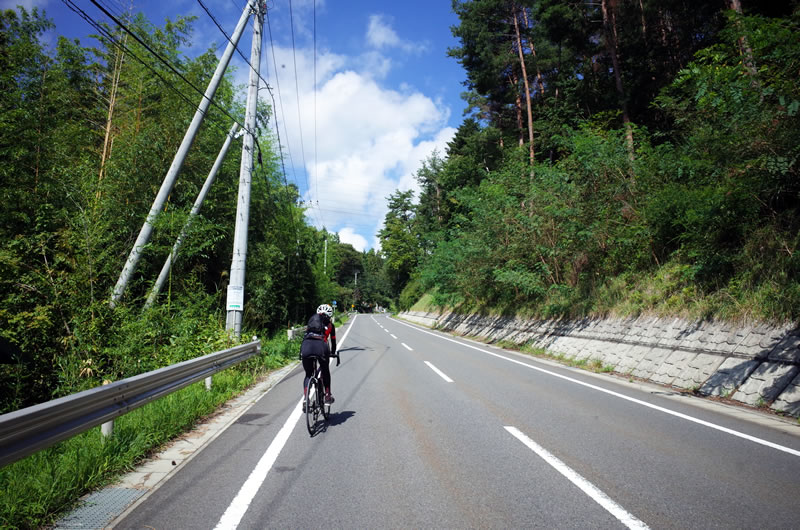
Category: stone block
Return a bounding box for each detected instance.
[612,344,638,373]
[653,350,696,387]
[732,363,800,407]
[771,372,800,417]
[632,347,669,379]
[756,325,790,353]
[698,357,761,397]
[679,352,726,389]
[767,333,800,363]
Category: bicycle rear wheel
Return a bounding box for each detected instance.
[318,378,330,420]
[305,377,318,436]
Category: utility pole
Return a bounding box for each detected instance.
[225,1,265,337]
[110,0,258,307]
[145,123,241,308]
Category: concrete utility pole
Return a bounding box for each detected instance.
[145,123,241,308]
[225,2,266,337]
[110,0,258,308]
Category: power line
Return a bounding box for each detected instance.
[63,0,236,140]
[196,0,320,233]
[287,0,309,198]
[264,6,325,230]
[313,0,319,210]
[86,0,257,140]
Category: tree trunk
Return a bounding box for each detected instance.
[727,0,760,87]
[512,3,535,171]
[520,7,546,97]
[637,0,647,38]
[99,39,125,187]
[601,0,635,163]
[510,72,524,147]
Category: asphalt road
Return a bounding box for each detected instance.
[117,313,800,529]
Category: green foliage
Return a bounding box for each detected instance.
[0,330,296,529]
[379,4,800,324]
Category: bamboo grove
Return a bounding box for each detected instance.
[0,8,391,413]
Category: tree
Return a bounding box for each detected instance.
[379,190,419,295]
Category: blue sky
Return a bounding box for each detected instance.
[2,0,468,251]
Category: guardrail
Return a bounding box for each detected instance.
[0,340,260,469]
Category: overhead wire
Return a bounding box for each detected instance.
[313,0,319,219]
[196,0,322,234]
[62,0,240,142]
[264,5,325,230]
[86,0,261,142]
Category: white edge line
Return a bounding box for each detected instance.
[215,401,303,529]
[401,342,413,351]
[424,361,454,383]
[391,318,800,458]
[215,314,359,529]
[505,426,649,530]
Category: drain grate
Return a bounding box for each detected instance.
[55,487,145,529]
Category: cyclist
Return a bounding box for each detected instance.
[300,304,337,405]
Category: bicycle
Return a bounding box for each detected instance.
[305,353,339,436]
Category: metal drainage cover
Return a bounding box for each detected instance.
[55,487,145,529]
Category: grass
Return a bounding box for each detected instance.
[413,259,799,326]
[482,338,617,374]
[0,334,298,530]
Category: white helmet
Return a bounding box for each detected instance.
[317,304,333,317]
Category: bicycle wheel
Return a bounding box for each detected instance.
[318,378,330,420]
[305,377,317,436]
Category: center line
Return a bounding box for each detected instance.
[506,426,648,529]
[392,318,800,458]
[390,334,397,339]
[401,342,413,351]
[425,361,453,383]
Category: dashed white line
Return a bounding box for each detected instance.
[506,426,649,529]
[391,318,800,458]
[424,361,453,383]
[390,334,397,339]
[401,343,413,351]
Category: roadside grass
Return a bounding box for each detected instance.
[477,338,616,374]
[415,260,799,326]
[0,334,298,530]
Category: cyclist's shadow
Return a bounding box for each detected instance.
[326,410,355,428]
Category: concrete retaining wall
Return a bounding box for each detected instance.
[399,310,800,418]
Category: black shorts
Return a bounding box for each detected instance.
[300,337,329,359]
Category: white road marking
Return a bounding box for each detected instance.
[215,315,358,528]
[215,401,302,529]
[425,361,453,383]
[392,318,800,458]
[506,426,649,530]
[401,342,413,351]
[391,334,397,339]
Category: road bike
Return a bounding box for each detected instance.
[305,353,338,436]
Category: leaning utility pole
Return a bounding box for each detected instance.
[145,123,241,308]
[110,0,258,307]
[225,2,265,337]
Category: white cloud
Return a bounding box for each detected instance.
[366,14,426,54]
[338,228,368,252]
[247,16,455,251]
